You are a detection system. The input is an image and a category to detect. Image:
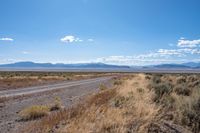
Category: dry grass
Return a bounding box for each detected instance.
[0,72,113,91]
[22,88,117,133]
[19,97,63,121]
[49,97,63,111]
[22,73,200,133]
[19,105,50,120]
[172,89,200,132]
[148,73,200,133]
[23,74,160,133]
[99,83,108,91]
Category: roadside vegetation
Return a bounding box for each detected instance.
[21,73,200,133]
[147,73,200,133]
[19,97,63,121]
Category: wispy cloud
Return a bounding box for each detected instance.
[88,38,94,42]
[22,51,30,54]
[60,35,83,43]
[0,37,14,41]
[96,55,188,65]
[96,41,200,65]
[60,37,200,65]
[177,38,200,48]
[0,58,17,64]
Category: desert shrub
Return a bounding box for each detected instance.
[187,75,198,82]
[153,83,172,102]
[113,80,123,86]
[99,83,108,91]
[147,83,154,90]
[176,76,186,84]
[160,95,175,109]
[152,76,162,84]
[113,96,127,107]
[145,75,151,80]
[50,97,62,111]
[112,92,135,108]
[19,105,50,120]
[188,80,200,88]
[174,85,191,96]
[181,98,200,132]
[88,89,117,106]
[137,88,144,93]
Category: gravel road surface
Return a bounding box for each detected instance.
[0,76,113,133]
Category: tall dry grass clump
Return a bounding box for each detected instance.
[19,105,50,120]
[19,97,63,122]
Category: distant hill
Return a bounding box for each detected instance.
[1,61,200,70]
[147,62,200,69]
[152,64,189,69]
[0,61,130,69]
[181,62,200,68]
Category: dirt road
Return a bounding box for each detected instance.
[0,76,113,133]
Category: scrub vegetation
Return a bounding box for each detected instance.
[21,73,200,133]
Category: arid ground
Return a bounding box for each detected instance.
[0,72,115,133]
[1,72,200,133]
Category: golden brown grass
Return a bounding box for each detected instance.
[21,88,117,133]
[22,73,200,133]
[49,97,63,111]
[23,74,160,133]
[19,105,50,120]
[19,97,63,121]
[148,73,200,133]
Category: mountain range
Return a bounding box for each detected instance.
[0,61,200,69]
[0,62,130,69]
[149,62,200,69]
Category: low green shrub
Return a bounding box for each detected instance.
[153,83,172,102]
[113,80,123,86]
[181,98,200,132]
[174,85,191,96]
[113,96,127,107]
[99,84,108,91]
[152,76,161,84]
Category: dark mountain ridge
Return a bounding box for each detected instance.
[0,61,130,69]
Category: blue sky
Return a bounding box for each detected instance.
[0,0,200,65]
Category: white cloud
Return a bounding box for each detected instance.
[96,55,189,66]
[60,35,82,43]
[88,38,94,42]
[157,49,182,55]
[22,51,30,54]
[0,58,17,64]
[177,38,200,48]
[0,37,14,41]
[95,46,200,65]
